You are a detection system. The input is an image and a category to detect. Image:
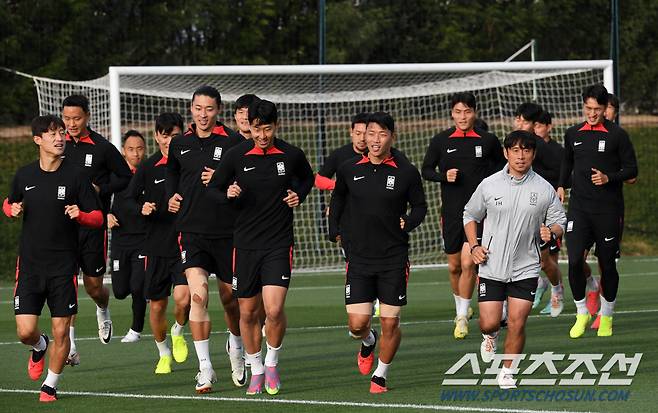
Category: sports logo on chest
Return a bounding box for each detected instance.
[475,145,483,158]
[386,175,396,190]
[529,192,538,206]
[85,154,93,167]
[213,146,223,161]
[57,186,66,200]
[598,140,606,152]
[276,162,286,176]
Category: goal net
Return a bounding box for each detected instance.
[30,61,612,271]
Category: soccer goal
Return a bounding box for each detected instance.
[31,60,613,271]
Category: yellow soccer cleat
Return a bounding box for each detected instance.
[155,355,172,374]
[454,316,468,339]
[597,315,613,337]
[569,314,591,338]
[171,325,188,363]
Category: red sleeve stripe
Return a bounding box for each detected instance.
[314,174,335,190]
[3,198,13,218]
[76,210,103,228]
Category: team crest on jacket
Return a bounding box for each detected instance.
[529,192,538,206]
[85,154,93,167]
[386,175,395,190]
[213,146,223,161]
[277,162,286,176]
[475,146,483,158]
[57,186,66,200]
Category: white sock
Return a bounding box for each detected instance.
[228,333,243,351]
[362,330,376,346]
[537,276,549,290]
[457,297,471,318]
[372,359,390,379]
[453,294,460,315]
[600,296,616,316]
[246,351,264,375]
[33,335,47,352]
[96,305,110,324]
[482,331,498,339]
[574,298,588,315]
[551,282,562,295]
[127,328,140,337]
[155,339,172,357]
[69,327,76,354]
[193,339,212,370]
[586,276,600,291]
[42,369,60,389]
[171,322,184,336]
[265,342,281,367]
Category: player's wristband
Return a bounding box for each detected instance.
[470,244,480,253]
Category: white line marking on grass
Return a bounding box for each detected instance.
[0,388,600,413]
[0,308,656,346]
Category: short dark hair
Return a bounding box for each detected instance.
[474,118,489,132]
[31,115,65,137]
[514,102,543,122]
[248,99,278,125]
[122,129,145,145]
[608,93,620,112]
[504,130,537,150]
[351,112,370,129]
[536,110,552,125]
[192,85,222,107]
[155,112,184,135]
[582,84,609,106]
[62,94,90,113]
[367,112,395,133]
[234,94,260,113]
[451,92,477,110]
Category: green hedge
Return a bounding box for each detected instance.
[1,127,656,280]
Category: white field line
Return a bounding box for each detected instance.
[0,388,601,413]
[0,308,656,346]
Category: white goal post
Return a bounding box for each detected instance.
[32,60,613,271]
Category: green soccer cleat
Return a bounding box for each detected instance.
[597,315,613,337]
[569,314,591,338]
[171,325,188,363]
[155,355,172,374]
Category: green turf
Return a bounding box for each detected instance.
[0,258,657,412]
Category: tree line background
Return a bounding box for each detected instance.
[1,0,657,125]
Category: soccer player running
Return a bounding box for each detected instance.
[209,99,314,395]
[166,86,246,392]
[464,130,566,389]
[126,113,191,374]
[108,130,147,343]
[514,103,565,317]
[329,112,427,394]
[61,95,133,363]
[3,115,103,402]
[558,84,638,338]
[234,94,260,139]
[422,92,503,339]
[530,111,567,317]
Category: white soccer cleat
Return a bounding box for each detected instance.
[480,333,497,363]
[98,320,113,344]
[195,368,217,394]
[550,292,564,318]
[497,366,517,389]
[65,351,80,366]
[121,329,141,343]
[226,338,247,387]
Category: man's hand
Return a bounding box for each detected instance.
[168,193,183,213]
[107,213,119,229]
[64,204,80,219]
[10,201,23,217]
[227,181,242,199]
[470,245,489,265]
[283,189,299,208]
[591,168,609,186]
[446,168,459,183]
[540,223,552,243]
[400,217,405,229]
[201,166,215,186]
[556,187,565,203]
[92,183,100,194]
[142,202,156,216]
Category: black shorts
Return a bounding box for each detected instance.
[233,247,293,298]
[477,276,539,302]
[144,256,186,300]
[14,271,78,317]
[178,233,232,283]
[345,258,410,306]
[540,235,562,255]
[110,247,146,299]
[78,228,107,277]
[441,214,482,255]
[567,210,622,261]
